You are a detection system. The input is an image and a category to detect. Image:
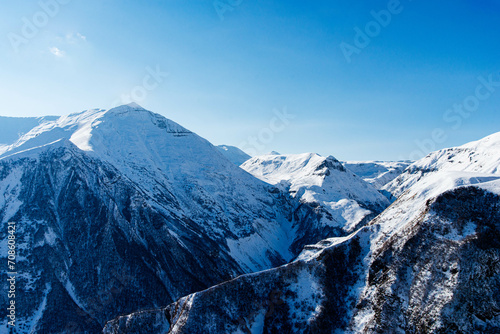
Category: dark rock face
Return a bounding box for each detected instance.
[358,187,500,333]
[104,226,374,334]
[105,185,500,333]
[0,146,232,332]
[4,107,376,333]
[0,143,321,333]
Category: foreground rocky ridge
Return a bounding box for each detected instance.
[104,175,500,333]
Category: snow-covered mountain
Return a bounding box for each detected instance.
[382,132,500,200]
[3,105,498,333]
[0,104,327,333]
[216,145,251,165]
[105,139,500,333]
[241,153,390,234]
[343,160,412,189]
[0,116,58,154]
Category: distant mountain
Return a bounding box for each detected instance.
[343,160,412,189]
[105,133,500,333]
[0,104,323,333]
[241,153,390,235]
[0,116,58,152]
[216,145,251,165]
[382,132,500,200]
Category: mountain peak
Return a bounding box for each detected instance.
[107,103,148,115]
[125,102,145,109]
[118,102,146,110]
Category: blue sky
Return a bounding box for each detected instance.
[1,0,499,160]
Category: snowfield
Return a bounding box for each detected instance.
[343,160,412,189]
[241,153,390,233]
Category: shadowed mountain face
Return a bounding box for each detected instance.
[0,143,257,332]
[104,180,500,334]
[0,105,330,332]
[358,186,500,333]
[0,105,389,333]
[2,105,498,333]
[104,131,500,334]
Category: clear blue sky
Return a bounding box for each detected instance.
[1,0,499,160]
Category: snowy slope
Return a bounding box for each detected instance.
[241,153,390,234]
[383,131,500,200]
[216,145,251,165]
[0,105,316,266]
[0,116,58,154]
[107,150,500,333]
[0,104,324,333]
[343,160,412,189]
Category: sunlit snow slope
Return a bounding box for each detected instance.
[241,153,390,234]
[216,145,251,165]
[343,160,412,189]
[383,132,500,200]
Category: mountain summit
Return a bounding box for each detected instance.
[241,153,390,235]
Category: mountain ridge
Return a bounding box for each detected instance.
[104,130,500,333]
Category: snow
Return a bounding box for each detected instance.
[168,294,195,333]
[0,109,106,159]
[242,153,326,186]
[383,131,500,199]
[99,126,500,333]
[65,280,86,312]
[0,103,316,276]
[376,132,500,242]
[286,268,324,324]
[0,165,24,223]
[4,103,498,333]
[0,116,58,145]
[241,153,389,232]
[476,176,500,196]
[44,227,57,246]
[325,199,371,233]
[19,270,42,292]
[216,145,251,165]
[370,171,498,248]
[343,160,412,189]
[227,216,293,272]
[232,310,266,334]
[342,134,500,332]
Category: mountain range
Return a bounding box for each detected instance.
[105,124,500,334]
[0,104,390,333]
[0,104,498,333]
